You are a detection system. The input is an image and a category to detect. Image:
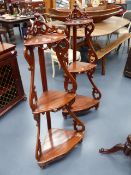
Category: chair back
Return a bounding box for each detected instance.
[123,11,131,32]
[123,10,131,21]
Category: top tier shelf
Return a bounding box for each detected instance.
[24,34,66,47]
[64,19,93,26]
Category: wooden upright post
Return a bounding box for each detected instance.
[70,0,75,9]
[44,0,55,12]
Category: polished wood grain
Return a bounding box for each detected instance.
[63,95,99,116]
[68,61,96,73]
[24,14,85,167]
[24,34,66,46]
[38,128,84,167]
[33,90,76,114]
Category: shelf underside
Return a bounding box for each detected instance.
[63,94,99,115]
[37,128,84,167]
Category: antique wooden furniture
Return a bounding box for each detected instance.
[0,16,34,43]
[109,11,131,52]
[51,48,81,78]
[124,47,131,78]
[91,33,131,75]
[99,135,131,157]
[68,16,131,75]
[24,14,85,168]
[62,3,101,118]
[46,3,121,22]
[0,42,25,116]
[47,16,130,37]
[70,16,130,37]
[115,0,127,16]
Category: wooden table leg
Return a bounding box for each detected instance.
[73,26,77,62]
[6,24,16,44]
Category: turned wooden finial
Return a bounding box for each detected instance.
[74,1,78,9]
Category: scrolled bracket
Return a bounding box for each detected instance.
[87,69,101,100]
[24,47,38,111]
[65,104,85,132]
[34,114,42,160]
[52,38,77,93]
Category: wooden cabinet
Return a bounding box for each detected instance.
[124,48,131,78]
[0,43,25,116]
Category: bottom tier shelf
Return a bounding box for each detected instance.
[38,128,84,167]
[63,94,99,117]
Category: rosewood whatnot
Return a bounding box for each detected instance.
[24,14,85,168]
[63,2,101,118]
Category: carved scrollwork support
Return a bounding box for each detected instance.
[85,24,98,64]
[24,13,67,41]
[51,38,77,94]
[65,104,85,132]
[34,114,42,160]
[67,1,90,20]
[87,69,101,100]
[123,135,131,156]
[24,47,38,111]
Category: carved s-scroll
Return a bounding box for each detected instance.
[24,47,38,111]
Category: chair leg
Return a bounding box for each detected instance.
[128,38,130,53]
[19,25,22,39]
[116,43,122,53]
[0,34,2,43]
[101,57,106,75]
[4,33,8,43]
[106,34,110,45]
[52,59,55,78]
[58,62,61,70]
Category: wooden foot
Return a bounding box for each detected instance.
[95,103,99,110]
[99,135,131,156]
[62,112,68,119]
[101,57,106,75]
[99,144,124,154]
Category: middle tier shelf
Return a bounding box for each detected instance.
[63,94,99,117]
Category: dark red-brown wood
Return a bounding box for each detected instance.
[24,14,85,168]
[63,3,101,118]
[99,135,131,157]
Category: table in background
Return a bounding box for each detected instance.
[0,16,33,44]
[48,16,130,37]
